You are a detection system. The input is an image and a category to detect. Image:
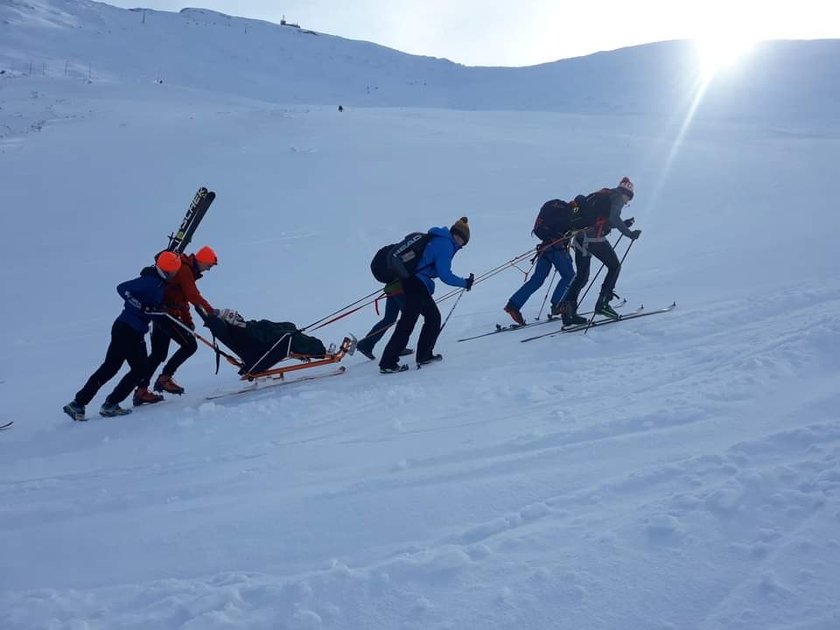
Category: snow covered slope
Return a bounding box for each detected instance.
[1,2,840,629]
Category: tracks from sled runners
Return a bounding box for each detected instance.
[206,366,347,400]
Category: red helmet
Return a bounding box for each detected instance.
[156,251,182,274]
[195,246,218,266]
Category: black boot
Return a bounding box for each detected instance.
[594,293,620,320]
[562,302,587,326]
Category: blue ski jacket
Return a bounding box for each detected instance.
[415,227,469,295]
[114,269,168,334]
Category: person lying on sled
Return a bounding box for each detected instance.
[202,308,330,375]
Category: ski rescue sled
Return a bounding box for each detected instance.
[202,308,357,378]
[164,310,355,397]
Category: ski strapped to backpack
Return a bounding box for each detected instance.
[370,232,432,283]
[167,187,216,254]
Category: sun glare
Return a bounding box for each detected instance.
[694,38,756,82]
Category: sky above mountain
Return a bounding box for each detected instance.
[104,0,840,66]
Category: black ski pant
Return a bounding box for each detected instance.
[74,321,149,406]
[357,293,406,354]
[562,238,621,307]
[379,276,441,369]
[139,317,198,387]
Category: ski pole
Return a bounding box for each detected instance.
[301,288,385,332]
[439,288,466,334]
[242,333,293,377]
[158,313,242,369]
[536,268,557,320]
[434,250,535,304]
[584,238,636,334]
[469,231,575,291]
[305,293,385,333]
[577,233,624,306]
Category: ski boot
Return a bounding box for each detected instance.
[357,346,376,360]
[133,387,164,407]
[63,400,86,421]
[594,292,621,320]
[380,364,409,374]
[100,401,132,418]
[154,374,185,395]
[557,301,587,326]
[417,353,443,366]
[399,347,415,357]
[503,303,526,326]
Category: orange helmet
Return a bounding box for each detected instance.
[156,251,182,274]
[195,245,218,266]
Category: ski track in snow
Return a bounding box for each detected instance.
[2,281,840,629]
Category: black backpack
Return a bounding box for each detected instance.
[570,189,612,233]
[534,189,615,240]
[370,232,431,283]
[533,199,573,242]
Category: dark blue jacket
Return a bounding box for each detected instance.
[415,227,469,295]
[114,268,167,334]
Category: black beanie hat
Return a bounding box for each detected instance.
[450,216,470,245]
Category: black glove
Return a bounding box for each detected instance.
[464,273,475,291]
[630,229,642,240]
[624,217,635,228]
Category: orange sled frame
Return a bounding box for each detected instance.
[232,335,357,382]
[161,313,356,383]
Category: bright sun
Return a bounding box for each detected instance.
[694,38,757,82]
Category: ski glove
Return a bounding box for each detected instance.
[629,229,642,240]
[624,217,635,228]
[464,273,475,291]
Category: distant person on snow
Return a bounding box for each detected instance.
[132,246,219,405]
[379,217,474,373]
[355,280,413,361]
[554,177,641,324]
[62,252,182,421]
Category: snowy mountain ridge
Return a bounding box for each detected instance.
[2,0,839,118]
